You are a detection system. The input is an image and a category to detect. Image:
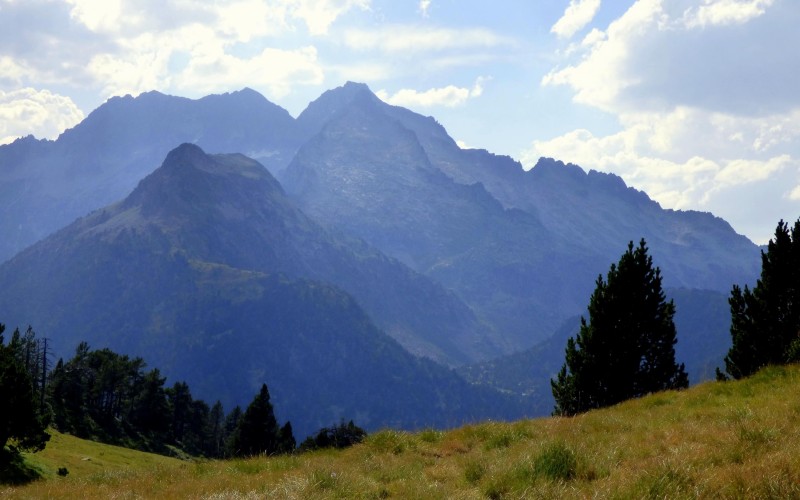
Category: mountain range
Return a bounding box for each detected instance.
[0,144,520,437]
[0,82,763,433]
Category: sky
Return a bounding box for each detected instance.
[1,0,798,244]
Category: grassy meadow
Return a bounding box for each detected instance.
[5,364,800,499]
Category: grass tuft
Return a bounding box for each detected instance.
[463,460,485,484]
[533,442,578,481]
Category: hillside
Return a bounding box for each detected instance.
[0,89,302,263]
[0,144,520,437]
[0,83,761,361]
[8,365,800,498]
[281,82,760,349]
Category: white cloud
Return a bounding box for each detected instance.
[175,46,324,98]
[376,77,487,108]
[524,106,800,243]
[419,0,431,18]
[551,0,602,39]
[216,0,291,41]
[535,0,800,242]
[544,0,795,116]
[580,27,606,48]
[86,30,176,98]
[292,0,370,36]
[682,0,774,28]
[542,0,665,113]
[65,0,125,33]
[0,88,84,144]
[55,1,345,101]
[344,25,514,54]
[0,56,29,85]
[64,0,369,37]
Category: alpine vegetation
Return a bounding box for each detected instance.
[552,239,688,416]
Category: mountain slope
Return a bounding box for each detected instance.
[283,84,598,349]
[281,82,759,352]
[0,144,527,436]
[0,89,301,263]
[4,143,492,366]
[0,82,762,361]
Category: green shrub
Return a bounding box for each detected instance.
[464,460,485,484]
[533,442,577,481]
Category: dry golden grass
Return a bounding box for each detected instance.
[6,364,800,498]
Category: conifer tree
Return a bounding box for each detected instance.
[230,384,291,457]
[0,324,50,454]
[719,219,800,380]
[551,239,688,416]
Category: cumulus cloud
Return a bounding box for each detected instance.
[63,0,368,37]
[682,0,774,28]
[0,0,376,140]
[344,25,514,54]
[544,0,798,116]
[175,46,324,97]
[292,0,371,36]
[419,0,432,18]
[0,88,84,144]
[524,122,798,243]
[43,0,368,101]
[376,77,487,108]
[534,0,800,243]
[551,0,602,39]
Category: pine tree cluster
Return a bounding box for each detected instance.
[719,219,800,380]
[551,239,688,416]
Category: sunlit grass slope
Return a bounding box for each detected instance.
[7,364,800,498]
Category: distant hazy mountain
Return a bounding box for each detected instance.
[283,84,593,348]
[281,82,760,350]
[0,88,302,263]
[0,144,524,437]
[0,81,761,365]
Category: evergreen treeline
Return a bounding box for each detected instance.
[553,220,800,415]
[48,341,298,458]
[718,218,800,380]
[299,420,367,452]
[1,331,305,460]
[0,325,51,456]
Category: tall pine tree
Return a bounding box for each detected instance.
[229,384,293,457]
[551,239,688,416]
[0,324,50,454]
[718,219,800,380]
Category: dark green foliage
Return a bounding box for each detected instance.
[229,384,293,457]
[129,368,170,438]
[47,342,235,458]
[166,382,212,456]
[0,446,42,485]
[48,343,150,441]
[223,405,243,456]
[278,422,296,454]
[299,420,367,452]
[552,240,688,416]
[207,401,226,458]
[719,219,800,380]
[533,442,577,481]
[0,324,50,456]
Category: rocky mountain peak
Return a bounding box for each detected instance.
[296,81,381,135]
